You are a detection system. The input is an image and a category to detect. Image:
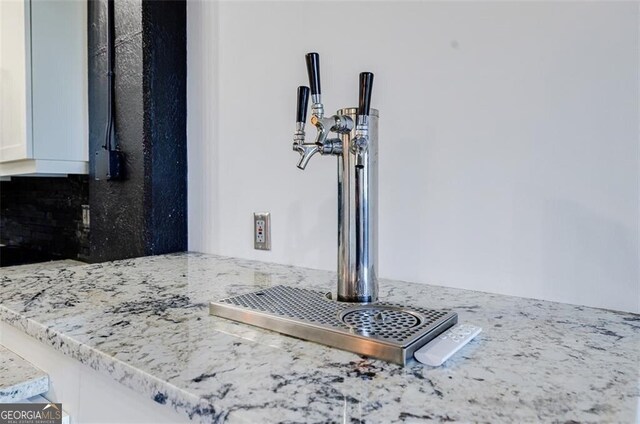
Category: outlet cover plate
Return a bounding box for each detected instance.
[254,212,271,250]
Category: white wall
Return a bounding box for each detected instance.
[188,1,640,313]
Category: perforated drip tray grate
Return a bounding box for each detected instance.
[209,285,457,365]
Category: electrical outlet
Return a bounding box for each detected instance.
[254,212,271,250]
[81,205,90,230]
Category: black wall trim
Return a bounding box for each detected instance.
[88,0,187,262]
[142,1,187,255]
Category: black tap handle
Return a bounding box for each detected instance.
[358,72,374,117]
[296,86,310,124]
[305,52,321,96]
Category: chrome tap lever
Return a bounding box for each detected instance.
[302,53,351,159]
[295,86,310,139]
[305,52,324,118]
[352,72,374,167]
[293,85,320,169]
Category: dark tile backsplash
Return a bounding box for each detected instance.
[0,176,89,264]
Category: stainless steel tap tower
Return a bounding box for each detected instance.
[293,53,378,303]
[212,74,455,363]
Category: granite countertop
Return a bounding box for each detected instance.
[0,345,49,403]
[0,252,638,423]
[1,259,84,278]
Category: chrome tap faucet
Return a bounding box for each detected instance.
[293,54,352,170]
[292,86,319,169]
[292,52,378,303]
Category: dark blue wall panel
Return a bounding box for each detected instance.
[88,0,187,262]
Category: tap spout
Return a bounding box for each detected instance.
[292,116,344,169]
[351,115,369,168]
[294,143,320,170]
[351,132,368,168]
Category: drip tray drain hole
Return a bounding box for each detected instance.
[340,306,422,337]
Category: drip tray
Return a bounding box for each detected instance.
[209,285,457,365]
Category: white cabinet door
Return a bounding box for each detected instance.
[31,0,87,162]
[0,0,32,162]
[0,0,87,176]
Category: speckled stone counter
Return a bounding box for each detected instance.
[0,253,638,423]
[0,345,49,402]
[1,260,84,279]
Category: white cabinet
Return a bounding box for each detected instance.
[0,0,88,176]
